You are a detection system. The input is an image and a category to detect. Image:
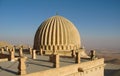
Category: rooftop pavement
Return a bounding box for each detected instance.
[0,52,87,76]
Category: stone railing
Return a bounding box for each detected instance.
[23,58,105,76]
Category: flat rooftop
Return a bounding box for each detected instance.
[0,52,88,76]
[0,52,120,76]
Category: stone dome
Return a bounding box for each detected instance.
[34,15,81,51]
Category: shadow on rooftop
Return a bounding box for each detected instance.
[33,59,50,62]
[60,59,75,63]
[26,62,53,68]
[0,66,18,75]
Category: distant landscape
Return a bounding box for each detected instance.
[0,41,120,65]
[95,50,120,65]
[0,41,120,76]
[86,49,120,76]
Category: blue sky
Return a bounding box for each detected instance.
[0,0,120,50]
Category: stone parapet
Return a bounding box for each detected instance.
[22,58,105,76]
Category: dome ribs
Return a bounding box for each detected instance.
[50,17,55,45]
[65,19,70,46]
[39,21,46,46]
[35,21,45,49]
[53,18,56,46]
[55,17,58,45]
[47,18,53,46]
[41,20,49,45]
[59,17,63,46]
[46,19,52,45]
[61,17,67,45]
[44,19,51,45]
[34,15,81,51]
[56,18,60,46]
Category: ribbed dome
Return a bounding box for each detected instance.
[34,15,81,51]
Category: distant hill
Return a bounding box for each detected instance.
[0,41,13,48]
[0,41,32,49]
[15,44,30,49]
[105,59,120,65]
[93,50,120,65]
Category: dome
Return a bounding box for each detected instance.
[34,15,81,51]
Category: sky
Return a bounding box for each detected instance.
[0,0,120,51]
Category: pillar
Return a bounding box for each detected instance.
[75,52,81,63]
[32,50,36,59]
[40,48,43,55]
[12,47,15,52]
[53,54,59,68]
[9,48,15,61]
[29,48,32,55]
[19,47,23,57]
[18,56,27,75]
[6,46,9,51]
[49,49,58,62]
[1,47,4,54]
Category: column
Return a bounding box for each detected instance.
[19,47,23,57]
[6,46,9,51]
[53,54,59,68]
[9,48,15,61]
[40,48,43,55]
[12,47,15,52]
[32,50,36,59]
[75,52,81,63]
[18,56,27,75]
[29,48,32,55]
[1,47,4,54]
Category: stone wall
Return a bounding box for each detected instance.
[23,58,105,76]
